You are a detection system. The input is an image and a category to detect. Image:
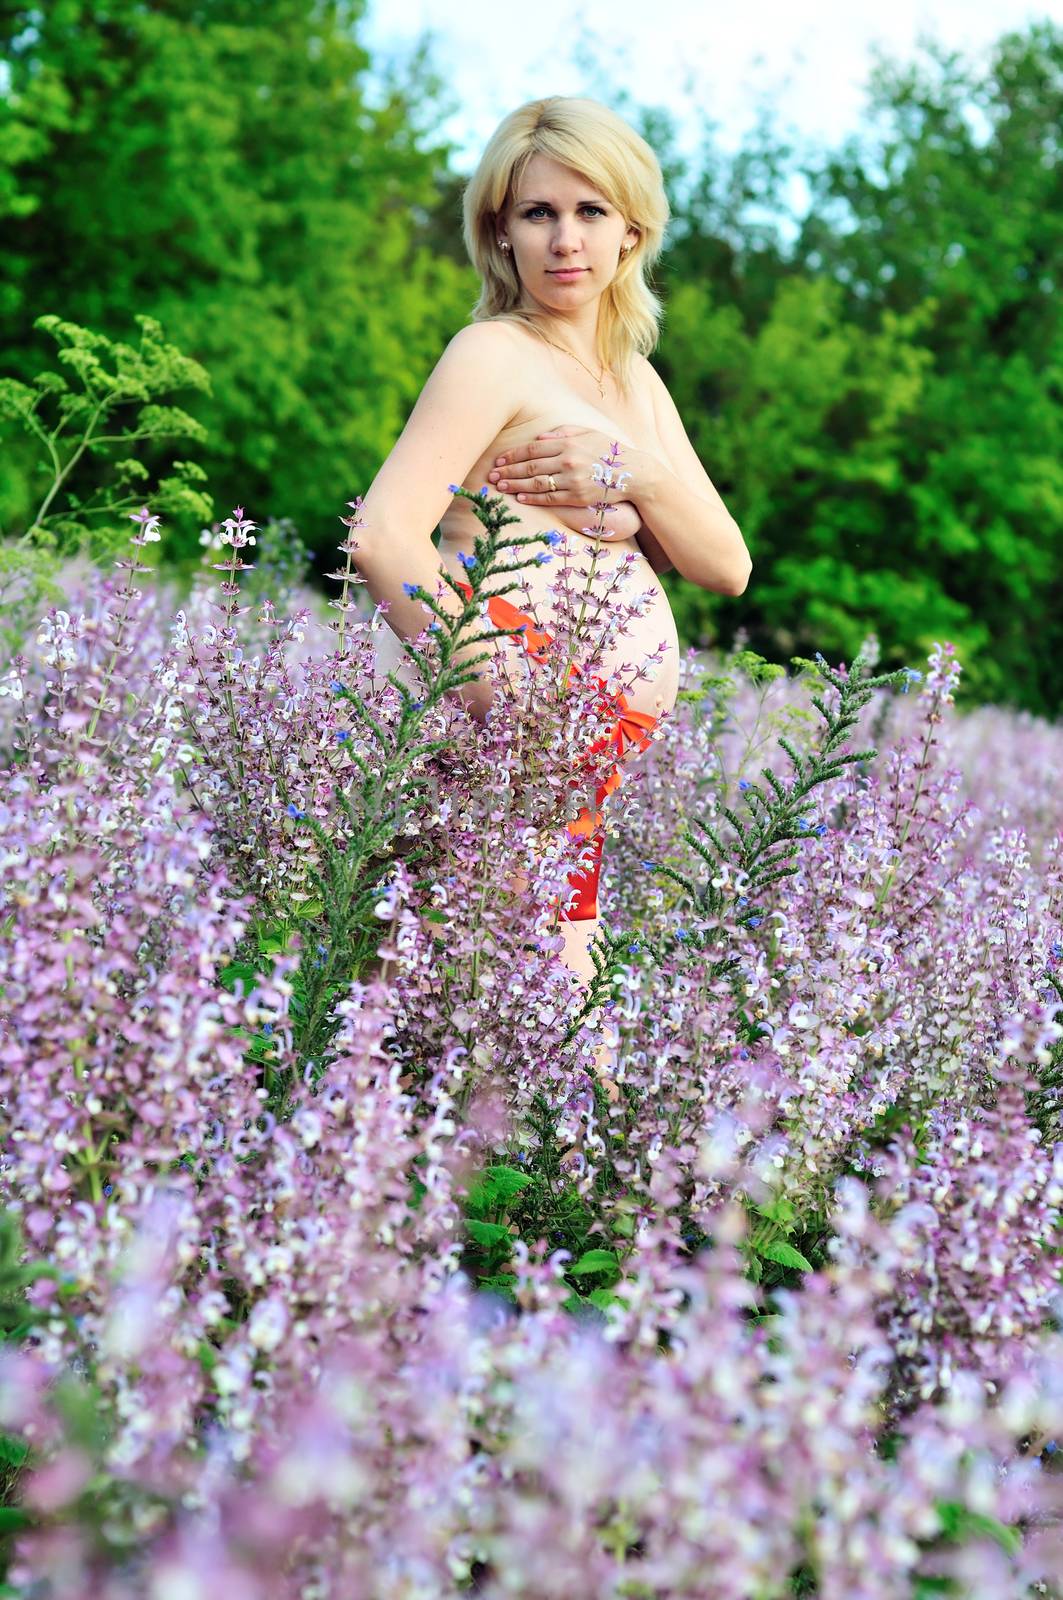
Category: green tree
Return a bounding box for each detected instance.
[786,23,1063,711]
[0,0,475,562]
[704,23,1056,713]
[645,23,1062,714]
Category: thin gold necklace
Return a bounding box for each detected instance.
[540,335,610,398]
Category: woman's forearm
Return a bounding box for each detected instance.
[624,447,751,594]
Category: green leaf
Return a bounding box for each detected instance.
[759,1239,813,1272]
[0,1433,28,1470]
[195,1340,218,1374]
[568,1248,619,1279]
[463,1165,533,1217]
[477,1273,517,1300]
[217,962,261,995]
[0,1508,33,1533]
[753,1194,796,1227]
[933,1501,1022,1556]
[466,1220,513,1250]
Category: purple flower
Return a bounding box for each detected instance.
[335,729,350,742]
[286,802,306,820]
[457,552,476,570]
[402,583,420,598]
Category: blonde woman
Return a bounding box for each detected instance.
[354,95,751,1096]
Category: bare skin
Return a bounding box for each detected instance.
[359,152,750,1101]
[371,320,680,1102]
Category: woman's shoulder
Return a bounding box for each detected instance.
[629,349,673,419]
[447,317,526,356]
[630,349,664,390]
[430,320,527,388]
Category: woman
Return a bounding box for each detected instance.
[353,96,751,1094]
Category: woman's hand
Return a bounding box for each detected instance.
[487,426,635,506]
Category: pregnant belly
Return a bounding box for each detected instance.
[373,511,680,722]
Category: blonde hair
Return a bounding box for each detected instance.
[461,96,670,396]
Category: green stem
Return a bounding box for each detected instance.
[557,497,610,699]
[31,397,107,534]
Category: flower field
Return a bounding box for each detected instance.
[0,496,1061,1599]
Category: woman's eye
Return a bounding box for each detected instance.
[525,206,604,219]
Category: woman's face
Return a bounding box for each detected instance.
[498,153,637,311]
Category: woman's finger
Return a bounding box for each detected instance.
[492,452,563,485]
[492,437,564,469]
[515,474,562,500]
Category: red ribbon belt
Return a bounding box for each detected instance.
[453,575,658,917]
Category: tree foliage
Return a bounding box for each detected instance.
[653,23,1063,713]
[1,8,1059,713]
[0,0,475,564]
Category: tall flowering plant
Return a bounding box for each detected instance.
[0,492,1061,1595]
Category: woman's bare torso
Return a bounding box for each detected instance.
[371,320,681,720]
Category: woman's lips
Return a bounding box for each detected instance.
[548,268,587,280]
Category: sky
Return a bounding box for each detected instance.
[360,0,1062,179]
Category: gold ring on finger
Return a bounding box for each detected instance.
[546,474,557,493]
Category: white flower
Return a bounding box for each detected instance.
[247,1296,289,1353]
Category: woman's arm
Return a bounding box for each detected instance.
[350,322,526,725]
[623,358,751,594]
